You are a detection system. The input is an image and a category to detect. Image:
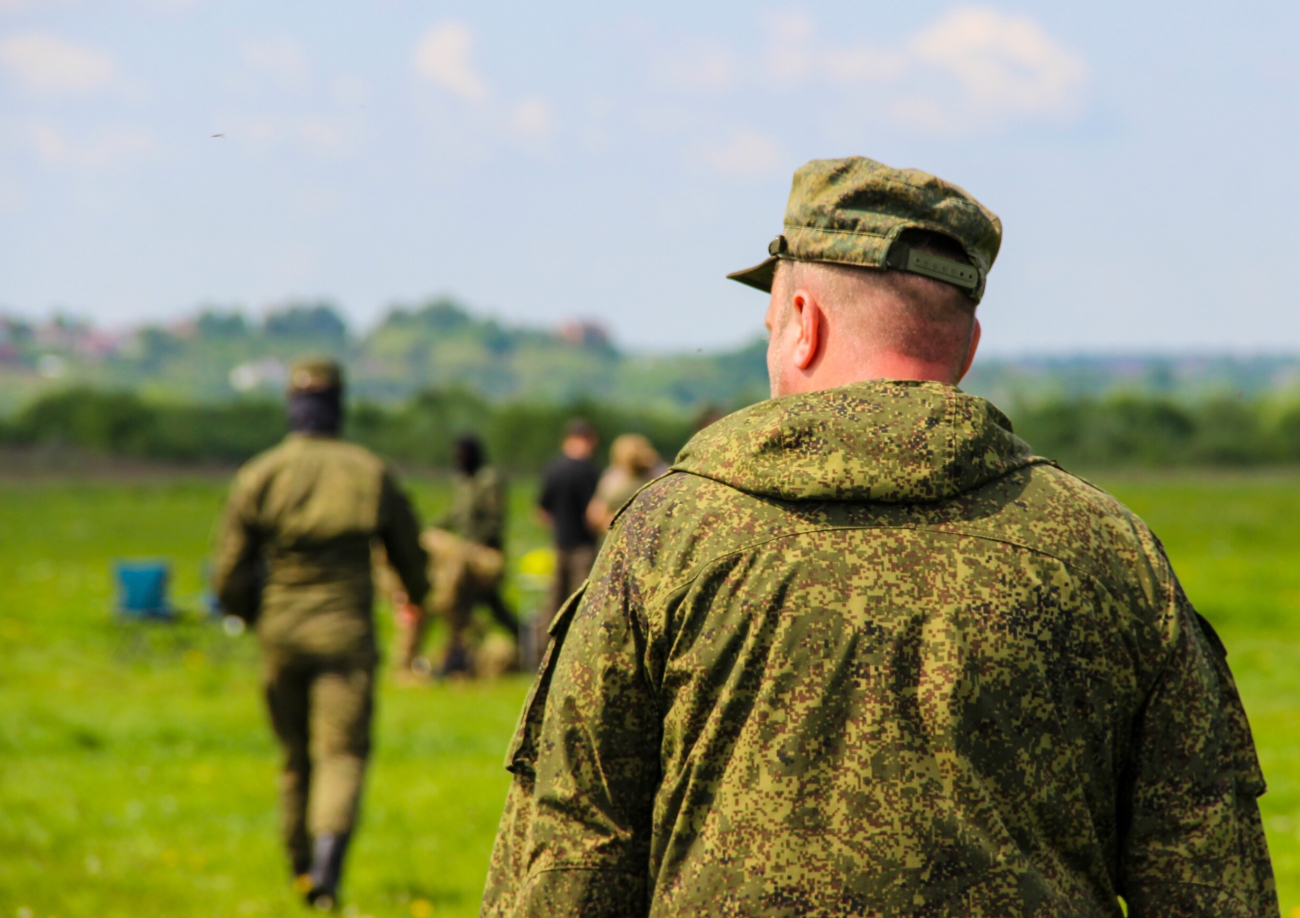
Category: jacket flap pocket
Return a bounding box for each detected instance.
[503,582,588,775]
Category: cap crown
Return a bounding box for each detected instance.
[288,358,343,393]
[785,157,1001,280]
[728,156,1002,302]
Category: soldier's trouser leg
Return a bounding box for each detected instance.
[441,582,474,676]
[307,658,374,842]
[264,655,312,875]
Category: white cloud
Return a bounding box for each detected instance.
[757,6,1087,133]
[653,40,738,93]
[28,124,153,167]
[0,32,116,94]
[241,37,309,90]
[509,97,552,139]
[413,22,488,103]
[910,7,1087,121]
[702,130,781,177]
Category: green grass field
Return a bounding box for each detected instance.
[1,470,1299,917]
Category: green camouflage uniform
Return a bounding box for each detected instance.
[214,433,431,871]
[482,381,1275,916]
[440,466,508,550]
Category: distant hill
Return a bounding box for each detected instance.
[0,300,769,414]
[963,352,1300,408]
[1,299,1297,415]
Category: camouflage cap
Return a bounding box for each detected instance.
[287,357,343,394]
[727,157,1003,303]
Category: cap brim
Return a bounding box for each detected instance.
[725,256,778,293]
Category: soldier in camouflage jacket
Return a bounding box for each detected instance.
[481,158,1277,917]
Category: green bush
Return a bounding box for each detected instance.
[8,388,285,463]
[4,386,699,472]
[15,385,1300,471]
[1008,393,1300,468]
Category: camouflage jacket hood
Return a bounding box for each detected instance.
[673,379,1037,503]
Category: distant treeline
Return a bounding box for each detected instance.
[6,386,1300,470]
[0,386,703,472]
[1011,394,1300,467]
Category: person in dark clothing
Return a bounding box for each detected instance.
[534,419,600,661]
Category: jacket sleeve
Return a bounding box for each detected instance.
[481,544,660,917]
[212,469,263,622]
[1120,581,1278,916]
[376,469,432,608]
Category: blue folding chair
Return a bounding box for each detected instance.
[114,561,174,620]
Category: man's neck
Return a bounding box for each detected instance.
[851,353,958,386]
[784,354,958,396]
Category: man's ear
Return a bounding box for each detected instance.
[956,318,981,383]
[791,290,823,371]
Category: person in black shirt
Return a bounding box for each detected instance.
[534,418,601,663]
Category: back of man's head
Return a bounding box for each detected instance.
[287,357,345,436]
[768,230,980,393]
[562,418,598,460]
[454,434,485,476]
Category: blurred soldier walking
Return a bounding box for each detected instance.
[482,159,1277,916]
[531,419,599,664]
[586,433,661,535]
[391,435,516,679]
[214,359,433,911]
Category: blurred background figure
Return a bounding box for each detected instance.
[531,419,600,667]
[587,433,662,535]
[213,358,433,911]
[391,435,516,680]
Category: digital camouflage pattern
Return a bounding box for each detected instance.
[439,466,509,550]
[482,380,1276,917]
[727,157,1003,302]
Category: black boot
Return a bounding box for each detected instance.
[305,831,351,911]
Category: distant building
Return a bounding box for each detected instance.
[76,330,130,359]
[559,319,610,351]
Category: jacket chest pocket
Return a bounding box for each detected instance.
[503,582,588,776]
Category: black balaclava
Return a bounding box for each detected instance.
[454,435,485,476]
[288,387,342,435]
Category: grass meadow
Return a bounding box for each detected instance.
[1,469,1299,917]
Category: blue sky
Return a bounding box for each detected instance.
[1,1,1297,354]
